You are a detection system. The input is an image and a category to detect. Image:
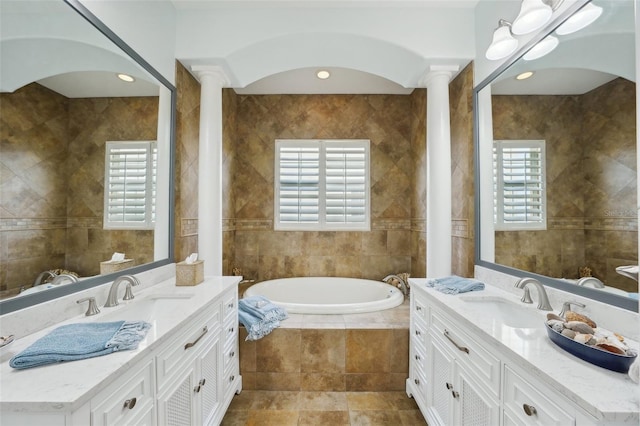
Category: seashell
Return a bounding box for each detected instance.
[561,328,576,339]
[614,332,625,342]
[573,333,594,344]
[596,343,626,355]
[547,319,565,333]
[564,311,596,328]
[565,321,594,335]
[547,313,564,322]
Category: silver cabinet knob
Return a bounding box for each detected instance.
[523,403,537,416]
[123,398,137,410]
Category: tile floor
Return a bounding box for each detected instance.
[220,390,427,425]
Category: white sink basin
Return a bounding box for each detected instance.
[98,294,195,322]
[459,296,543,328]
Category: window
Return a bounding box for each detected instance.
[104,141,156,230]
[493,140,546,230]
[275,139,370,231]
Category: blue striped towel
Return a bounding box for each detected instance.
[426,275,485,295]
[10,321,151,370]
[238,296,287,341]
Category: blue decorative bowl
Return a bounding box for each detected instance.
[546,324,637,373]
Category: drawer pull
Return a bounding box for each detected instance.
[414,330,421,336]
[229,375,235,382]
[414,378,420,385]
[229,351,235,358]
[123,398,137,410]
[445,382,453,390]
[194,378,207,393]
[414,354,420,361]
[184,326,208,350]
[451,390,459,399]
[227,302,234,308]
[228,327,235,334]
[443,329,469,354]
[416,305,422,311]
[523,404,537,417]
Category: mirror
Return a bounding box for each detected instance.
[475,0,638,311]
[0,0,175,313]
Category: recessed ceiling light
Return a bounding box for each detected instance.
[516,71,534,80]
[316,70,330,80]
[117,73,135,83]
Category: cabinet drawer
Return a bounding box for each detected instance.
[411,316,428,351]
[503,366,575,426]
[91,359,155,426]
[430,310,500,398]
[156,303,221,390]
[411,292,429,324]
[222,291,237,321]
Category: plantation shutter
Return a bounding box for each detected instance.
[275,140,370,231]
[494,140,546,230]
[277,145,320,224]
[104,141,156,229]
[325,144,367,225]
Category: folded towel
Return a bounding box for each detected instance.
[238,296,287,341]
[426,275,485,295]
[10,320,151,370]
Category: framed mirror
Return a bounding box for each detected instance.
[0,0,175,313]
[474,0,638,312]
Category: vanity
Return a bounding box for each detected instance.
[406,277,639,426]
[0,272,242,426]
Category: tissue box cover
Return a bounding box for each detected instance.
[100,259,134,275]
[176,260,204,286]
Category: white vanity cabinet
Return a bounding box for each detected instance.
[406,284,616,426]
[0,276,242,426]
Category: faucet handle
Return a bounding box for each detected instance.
[559,301,586,318]
[520,287,533,304]
[123,283,135,301]
[77,297,100,316]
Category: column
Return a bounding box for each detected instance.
[420,65,459,278]
[191,65,229,276]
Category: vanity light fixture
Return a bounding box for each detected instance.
[316,70,330,80]
[523,35,559,60]
[512,0,555,35]
[485,20,519,61]
[516,71,534,80]
[555,3,603,35]
[117,73,135,83]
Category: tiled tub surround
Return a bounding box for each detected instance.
[238,301,410,393]
[0,270,242,424]
[413,268,640,423]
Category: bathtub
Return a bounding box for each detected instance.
[243,277,404,314]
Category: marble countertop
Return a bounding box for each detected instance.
[0,275,240,412]
[409,279,639,423]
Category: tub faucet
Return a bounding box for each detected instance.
[383,274,409,296]
[514,277,553,311]
[51,274,79,285]
[33,270,57,287]
[104,275,140,307]
[576,277,605,288]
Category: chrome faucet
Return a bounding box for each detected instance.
[33,270,56,287]
[383,274,409,296]
[104,275,140,307]
[576,277,605,288]
[51,274,79,285]
[514,277,553,311]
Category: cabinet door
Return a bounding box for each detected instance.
[198,334,222,426]
[456,367,500,426]
[426,335,455,426]
[158,364,197,426]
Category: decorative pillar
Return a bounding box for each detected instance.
[191,65,229,276]
[420,65,459,279]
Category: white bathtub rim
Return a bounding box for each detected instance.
[244,276,405,315]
